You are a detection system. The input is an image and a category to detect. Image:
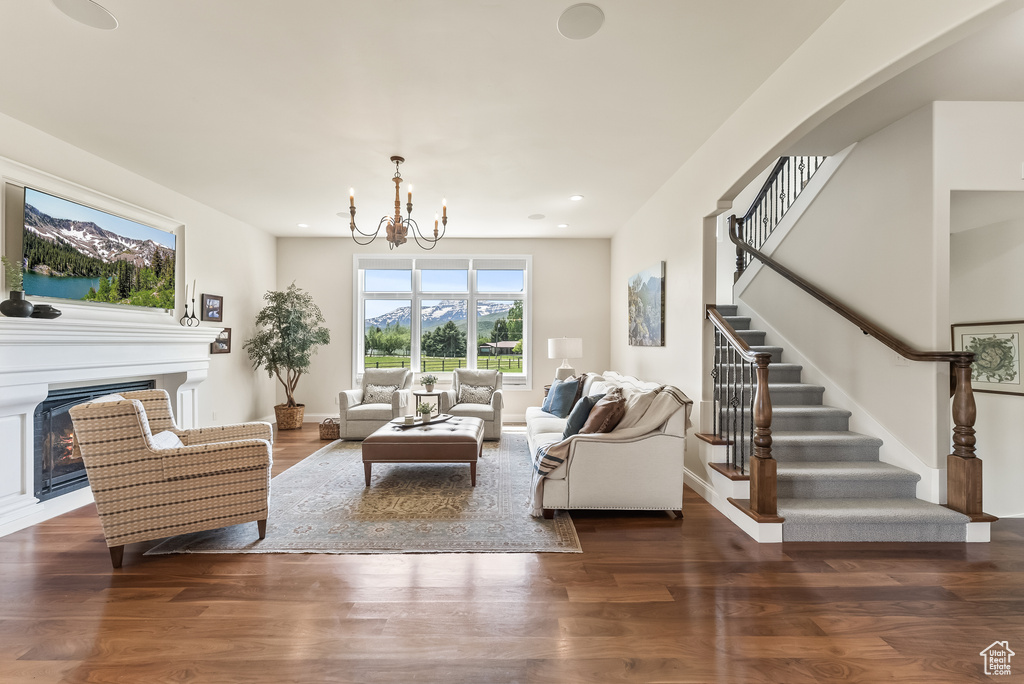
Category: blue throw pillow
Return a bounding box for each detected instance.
[547,377,581,419]
[563,393,605,439]
[541,378,562,413]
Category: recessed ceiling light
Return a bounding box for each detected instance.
[52,0,118,30]
[297,223,309,228]
[557,224,569,228]
[569,195,584,201]
[528,214,545,220]
[557,3,605,40]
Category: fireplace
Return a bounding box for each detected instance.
[33,380,155,501]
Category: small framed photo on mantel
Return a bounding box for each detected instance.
[211,328,231,354]
[951,320,1024,396]
[201,294,223,322]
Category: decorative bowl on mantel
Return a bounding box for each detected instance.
[30,304,62,319]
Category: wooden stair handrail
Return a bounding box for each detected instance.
[730,216,972,365]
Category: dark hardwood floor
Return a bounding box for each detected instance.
[1,426,1022,683]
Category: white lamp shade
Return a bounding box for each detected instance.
[548,337,583,360]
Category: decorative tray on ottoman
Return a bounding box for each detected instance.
[389,414,453,429]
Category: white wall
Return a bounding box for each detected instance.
[275,237,611,421]
[0,111,277,426]
[740,106,944,466]
[940,101,1024,518]
[951,215,1024,518]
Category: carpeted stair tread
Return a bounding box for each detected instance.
[772,405,850,431]
[770,431,883,462]
[778,498,969,524]
[715,304,739,316]
[763,383,825,405]
[777,462,919,481]
[777,462,920,499]
[723,315,751,329]
[720,362,803,382]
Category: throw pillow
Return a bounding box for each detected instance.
[151,430,184,450]
[541,378,562,413]
[458,384,494,404]
[579,387,627,434]
[363,383,398,404]
[562,393,605,439]
[547,376,581,418]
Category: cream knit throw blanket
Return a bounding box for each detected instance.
[529,385,692,517]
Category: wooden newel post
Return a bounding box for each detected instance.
[947,358,984,518]
[749,353,777,518]
[732,216,746,282]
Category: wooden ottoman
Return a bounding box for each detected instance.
[361,416,485,486]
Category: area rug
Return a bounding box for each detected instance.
[145,430,581,555]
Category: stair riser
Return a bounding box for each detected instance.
[770,443,881,462]
[735,330,766,345]
[748,346,784,362]
[772,412,849,431]
[719,365,803,383]
[783,523,966,543]
[722,316,751,330]
[766,387,824,406]
[715,305,738,316]
[778,479,918,499]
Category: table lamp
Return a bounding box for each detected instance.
[548,337,583,380]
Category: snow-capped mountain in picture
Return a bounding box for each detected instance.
[365,300,513,330]
[24,203,173,268]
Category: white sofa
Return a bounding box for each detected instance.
[526,371,691,517]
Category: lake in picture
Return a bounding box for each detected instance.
[23,271,100,300]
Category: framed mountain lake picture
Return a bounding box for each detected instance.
[952,320,1024,396]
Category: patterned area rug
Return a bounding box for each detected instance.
[145,430,581,555]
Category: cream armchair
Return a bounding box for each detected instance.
[68,389,272,568]
[439,368,504,440]
[338,367,413,439]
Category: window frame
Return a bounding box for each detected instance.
[353,255,532,389]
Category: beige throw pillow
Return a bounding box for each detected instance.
[458,384,494,404]
[363,384,398,404]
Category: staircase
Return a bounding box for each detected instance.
[713,303,971,542]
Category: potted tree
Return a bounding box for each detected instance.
[0,255,34,318]
[243,283,331,430]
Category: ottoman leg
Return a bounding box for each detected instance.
[363,462,372,486]
[470,462,477,487]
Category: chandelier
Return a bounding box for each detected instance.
[344,155,447,250]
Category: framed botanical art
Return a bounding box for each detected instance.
[627,262,665,346]
[951,320,1024,396]
[211,327,231,354]
[201,293,223,322]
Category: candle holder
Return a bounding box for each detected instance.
[179,281,199,327]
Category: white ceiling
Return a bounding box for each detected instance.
[0,0,843,239]
[787,8,1024,156]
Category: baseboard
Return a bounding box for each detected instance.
[683,466,715,503]
[264,412,527,425]
[0,488,94,539]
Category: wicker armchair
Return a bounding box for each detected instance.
[69,389,272,568]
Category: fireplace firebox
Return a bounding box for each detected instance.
[33,381,155,501]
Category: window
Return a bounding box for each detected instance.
[355,255,530,386]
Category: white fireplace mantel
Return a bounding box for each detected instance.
[0,317,222,535]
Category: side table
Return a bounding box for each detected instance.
[412,390,443,417]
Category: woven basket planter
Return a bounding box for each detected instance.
[274,404,305,430]
[319,417,340,440]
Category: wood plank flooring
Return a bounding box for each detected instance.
[1,427,1022,683]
